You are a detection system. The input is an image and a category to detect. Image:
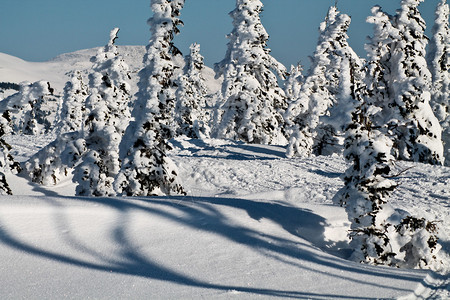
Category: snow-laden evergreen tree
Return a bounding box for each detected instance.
[283,63,303,103]
[334,99,398,266]
[284,6,363,157]
[73,28,132,196]
[364,6,399,116]
[334,92,443,269]
[428,0,450,165]
[391,0,444,164]
[58,71,88,133]
[213,0,288,145]
[0,113,21,195]
[334,57,444,270]
[24,132,86,185]
[174,43,210,139]
[115,0,186,196]
[0,81,60,135]
[369,0,444,165]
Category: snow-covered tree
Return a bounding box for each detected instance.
[73,28,132,196]
[213,0,288,145]
[1,81,60,135]
[283,63,303,103]
[24,132,86,185]
[115,0,186,197]
[390,0,443,164]
[174,43,210,139]
[366,0,444,165]
[334,90,443,269]
[334,97,399,265]
[0,113,21,194]
[58,71,88,133]
[364,6,398,116]
[428,0,450,165]
[284,6,363,157]
[334,51,444,270]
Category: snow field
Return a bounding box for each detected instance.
[0,135,448,298]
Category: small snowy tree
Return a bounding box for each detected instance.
[284,6,363,157]
[174,43,210,139]
[23,81,60,135]
[428,0,450,165]
[24,132,86,185]
[115,0,186,196]
[58,71,88,133]
[0,113,21,194]
[73,28,132,197]
[213,0,288,145]
[1,81,60,135]
[283,63,303,103]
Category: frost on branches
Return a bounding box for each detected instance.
[0,113,21,195]
[115,0,186,197]
[428,0,450,165]
[284,6,363,157]
[174,43,210,139]
[73,28,132,196]
[214,0,288,145]
[58,71,88,133]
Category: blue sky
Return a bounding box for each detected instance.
[0,0,442,69]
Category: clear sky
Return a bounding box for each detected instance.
[0,0,443,69]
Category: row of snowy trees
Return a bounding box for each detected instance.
[0,0,447,270]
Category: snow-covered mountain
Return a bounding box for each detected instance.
[0,46,220,97]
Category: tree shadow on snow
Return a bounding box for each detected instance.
[171,138,287,160]
[0,195,425,299]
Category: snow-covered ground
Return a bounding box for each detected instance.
[0,48,448,299]
[0,134,448,299]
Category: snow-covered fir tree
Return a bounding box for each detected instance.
[333,90,443,269]
[0,113,21,195]
[283,63,303,103]
[58,71,88,133]
[24,132,86,185]
[333,98,399,266]
[213,0,288,145]
[334,56,444,270]
[427,0,450,165]
[284,6,363,157]
[73,28,132,196]
[174,43,210,139]
[0,81,60,135]
[364,6,398,117]
[368,0,444,165]
[115,0,186,197]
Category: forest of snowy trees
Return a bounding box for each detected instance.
[0,0,448,271]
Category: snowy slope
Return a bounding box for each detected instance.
[1,135,449,299]
[0,47,220,96]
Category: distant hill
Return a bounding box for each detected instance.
[0,46,220,97]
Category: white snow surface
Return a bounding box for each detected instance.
[0,49,449,299]
[0,134,449,299]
